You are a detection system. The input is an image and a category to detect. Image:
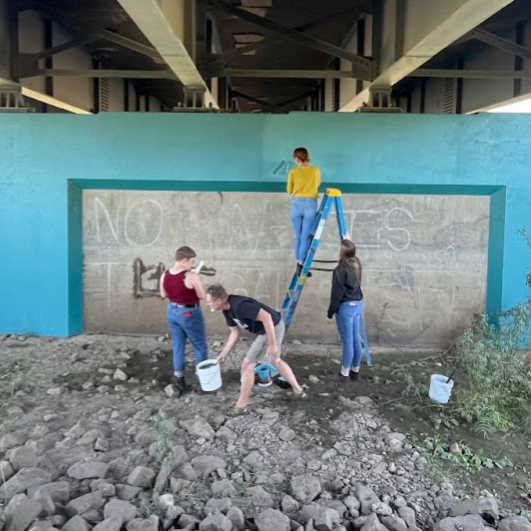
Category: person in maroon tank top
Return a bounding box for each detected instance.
[160,246,208,395]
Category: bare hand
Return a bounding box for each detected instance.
[217,352,228,364]
[267,344,277,357]
[327,318,333,324]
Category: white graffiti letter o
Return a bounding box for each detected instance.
[124,200,163,247]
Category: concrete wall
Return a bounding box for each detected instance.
[83,190,489,347]
[0,113,530,340]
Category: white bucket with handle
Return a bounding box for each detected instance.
[429,374,454,404]
[196,360,222,392]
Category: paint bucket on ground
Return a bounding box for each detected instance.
[255,364,273,387]
[429,374,454,404]
[196,360,222,392]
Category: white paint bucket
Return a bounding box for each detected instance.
[196,360,222,392]
[429,374,454,404]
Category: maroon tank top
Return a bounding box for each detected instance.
[163,271,200,305]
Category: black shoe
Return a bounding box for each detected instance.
[175,376,189,395]
[328,373,350,383]
[296,263,303,277]
[349,370,360,381]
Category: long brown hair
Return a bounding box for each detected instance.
[339,239,362,283]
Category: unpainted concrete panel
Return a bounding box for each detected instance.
[83,191,489,348]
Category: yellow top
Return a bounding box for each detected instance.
[287,166,321,198]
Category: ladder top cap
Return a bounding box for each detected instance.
[326,188,342,196]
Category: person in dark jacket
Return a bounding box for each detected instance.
[327,239,364,382]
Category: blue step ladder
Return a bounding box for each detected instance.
[281,188,372,366]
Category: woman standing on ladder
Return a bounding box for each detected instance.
[287,147,321,277]
[327,239,364,382]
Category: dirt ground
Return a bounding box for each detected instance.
[1,332,530,517]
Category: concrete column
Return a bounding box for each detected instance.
[0,0,14,84]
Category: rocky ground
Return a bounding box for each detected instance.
[0,333,529,531]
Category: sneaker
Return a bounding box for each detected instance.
[175,376,189,395]
[329,373,350,383]
[349,370,360,381]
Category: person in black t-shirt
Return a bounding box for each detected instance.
[327,239,364,383]
[206,284,306,415]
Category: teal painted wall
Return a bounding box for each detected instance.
[0,113,529,336]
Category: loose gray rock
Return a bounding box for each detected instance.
[0,432,27,451]
[4,493,42,531]
[380,515,408,531]
[334,442,351,456]
[67,461,109,480]
[282,495,300,513]
[126,515,159,531]
[216,426,237,442]
[127,466,155,488]
[176,463,198,481]
[27,481,69,504]
[104,499,137,523]
[8,447,37,471]
[434,514,487,531]
[211,479,236,497]
[135,429,158,448]
[170,478,191,493]
[325,500,347,518]
[164,384,177,398]
[372,502,393,516]
[449,497,499,523]
[191,455,226,478]
[28,489,54,517]
[113,368,128,381]
[261,410,280,426]
[205,498,232,515]
[0,460,15,482]
[498,516,531,531]
[279,427,296,442]
[173,445,190,467]
[344,496,361,515]
[93,516,123,531]
[357,486,380,515]
[65,491,104,516]
[227,506,245,531]
[247,486,274,507]
[291,475,322,504]
[62,515,92,531]
[0,468,52,502]
[116,484,143,501]
[360,513,389,531]
[398,507,417,529]
[180,417,216,439]
[81,509,104,524]
[199,512,233,531]
[243,451,262,466]
[255,509,290,531]
[314,507,333,531]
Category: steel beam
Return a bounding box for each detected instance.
[410,69,531,79]
[470,28,531,61]
[99,30,162,61]
[21,87,92,114]
[209,0,376,80]
[220,6,366,62]
[224,68,356,79]
[341,0,516,112]
[33,33,99,61]
[231,90,289,113]
[115,0,217,108]
[31,69,173,79]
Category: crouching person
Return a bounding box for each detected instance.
[205,284,307,415]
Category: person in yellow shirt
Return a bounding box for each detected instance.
[287,147,321,276]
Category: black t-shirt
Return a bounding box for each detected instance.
[223,295,281,335]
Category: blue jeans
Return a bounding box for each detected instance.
[290,198,318,262]
[336,300,363,370]
[166,304,208,376]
